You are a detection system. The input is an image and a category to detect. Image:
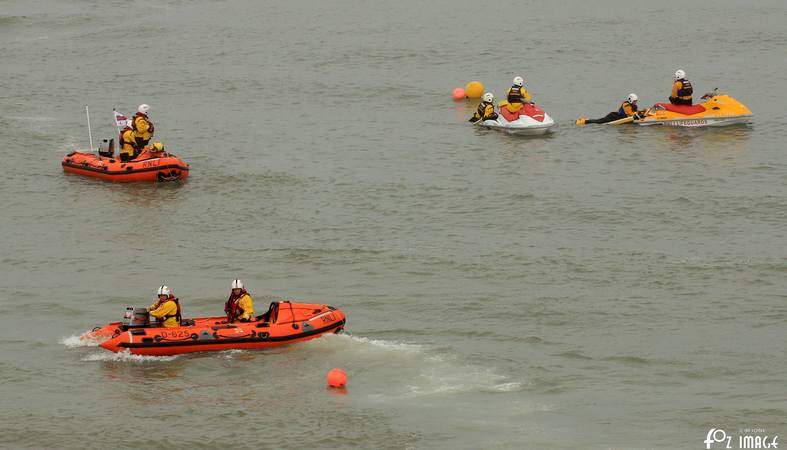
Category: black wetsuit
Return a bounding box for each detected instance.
[585,112,625,124]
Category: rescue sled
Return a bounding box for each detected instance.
[62,138,189,182]
[636,92,753,127]
[82,301,346,356]
[477,101,555,135]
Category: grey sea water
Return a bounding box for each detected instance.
[1,0,786,449]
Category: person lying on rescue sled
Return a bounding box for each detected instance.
[119,104,155,161]
[224,279,254,323]
[469,93,499,123]
[147,285,182,328]
[576,93,646,125]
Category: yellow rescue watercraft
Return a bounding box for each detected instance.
[636,91,752,127]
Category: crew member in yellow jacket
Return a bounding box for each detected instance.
[119,104,155,161]
[225,279,254,323]
[147,285,182,328]
[469,93,499,123]
[119,127,139,161]
[507,76,531,106]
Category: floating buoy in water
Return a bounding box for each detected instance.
[326,368,347,388]
[464,81,484,99]
[452,87,465,100]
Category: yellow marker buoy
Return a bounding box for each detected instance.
[464,81,484,99]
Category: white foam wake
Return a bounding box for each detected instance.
[307,333,526,398]
[59,333,101,348]
[331,333,424,353]
[81,350,179,363]
[408,366,526,397]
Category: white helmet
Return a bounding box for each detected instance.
[156,285,171,296]
[138,104,151,115]
[674,69,686,80]
[513,76,524,87]
[482,92,494,103]
[231,279,243,289]
[627,93,638,103]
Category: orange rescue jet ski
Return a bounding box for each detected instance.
[83,301,345,356]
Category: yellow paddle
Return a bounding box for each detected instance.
[607,116,635,126]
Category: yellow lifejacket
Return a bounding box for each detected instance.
[618,101,637,117]
[473,102,496,121]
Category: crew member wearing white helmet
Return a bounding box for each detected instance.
[119,104,155,161]
[669,70,693,105]
[224,279,254,323]
[469,93,499,123]
[506,76,531,107]
[576,93,645,125]
[147,285,181,328]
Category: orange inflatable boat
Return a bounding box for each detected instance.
[62,142,189,182]
[82,301,346,356]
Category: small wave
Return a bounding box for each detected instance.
[8,115,56,122]
[519,335,545,344]
[555,350,593,360]
[81,350,178,363]
[304,332,425,355]
[407,369,525,397]
[489,381,526,393]
[218,349,247,359]
[342,334,424,353]
[59,334,101,348]
[604,355,650,365]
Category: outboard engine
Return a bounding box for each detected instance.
[98,138,115,157]
[122,307,150,328]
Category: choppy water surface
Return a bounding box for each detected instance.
[1,1,786,449]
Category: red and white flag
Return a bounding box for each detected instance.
[113,110,131,128]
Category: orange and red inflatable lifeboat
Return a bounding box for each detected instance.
[62,149,189,182]
[83,301,346,356]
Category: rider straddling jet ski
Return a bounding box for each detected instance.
[505,76,532,111]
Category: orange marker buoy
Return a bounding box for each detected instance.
[326,368,347,388]
[464,81,484,99]
[452,87,465,100]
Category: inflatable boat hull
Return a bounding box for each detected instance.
[62,151,189,182]
[83,302,345,356]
